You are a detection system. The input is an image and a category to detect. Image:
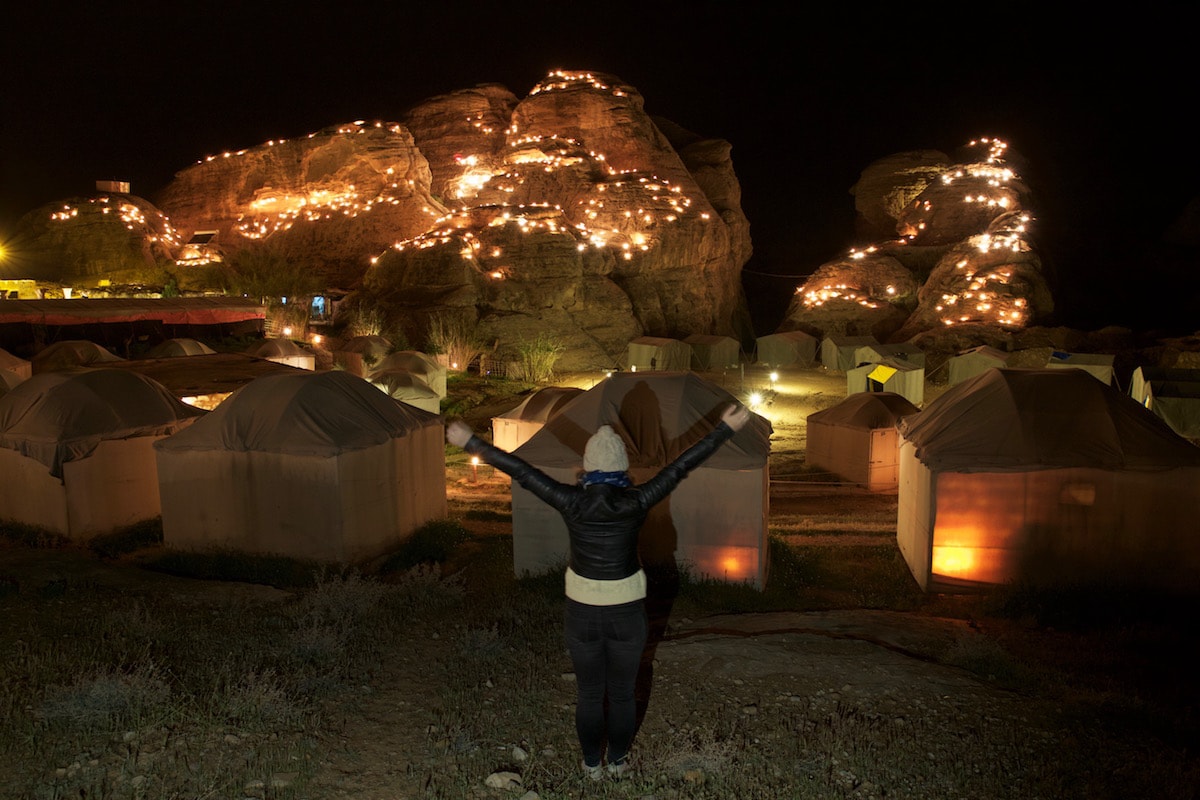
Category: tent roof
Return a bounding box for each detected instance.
[369,370,440,398]
[156,370,439,456]
[898,368,1200,471]
[247,338,311,358]
[32,340,124,371]
[514,371,772,470]
[955,345,1010,362]
[0,367,205,476]
[370,350,444,379]
[0,348,31,371]
[683,334,737,345]
[758,330,818,343]
[497,387,584,422]
[146,338,217,358]
[807,392,919,429]
[337,335,393,356]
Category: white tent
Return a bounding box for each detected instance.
[896,368,1200,593]
[0,368,205,539]
[155,370,446,564]
[32,340,124,373]
[806,392,919,491]
[491,386,584,453]
[371,350,447,398]
[508,371,773,588]
[847,357,925,406]
[682,334,741,370]
[368,369,442,414]
[0,347,32,380]
[246,338,316,370]
[1045,351,1114,385]
[146,338,217,358]
[333,335,393,377]
[947,346,1010,386]
[820,334,878,372]
[755,330,818,368]
[626,337,693,371]
[1129,366,1200,442]
[853,342,926,369]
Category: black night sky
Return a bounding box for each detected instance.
[2,4,1196,334]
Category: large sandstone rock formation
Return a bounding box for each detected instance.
[779,137,1055,350]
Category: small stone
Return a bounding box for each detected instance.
[485,771,522,789]
[518,792,539,800]
[512,746,528,761]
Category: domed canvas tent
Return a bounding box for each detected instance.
[820,334,877,372]
[508,371,773,588]
[32,340,124,373]
[370,350,447,398]
[146,338,216,358]
[367,369,442,414]
[333,335,393,377]
[806,392,919,491]
[947,346,1010,386]
[847,356,924,406]
[683,334,741,371]
[626,336,692,371]
[853,342,926,369]
[1045,351,1115,385]
[491,386,584,452]
[0,347,32,380]
[1129,366,1200,443]
[0,369,24,397]
[246,338,316,370]
[755,330,818,368]
[155,370,445,564]
[896,368,1200,593]
[0,368,205,539]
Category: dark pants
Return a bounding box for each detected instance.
[564,598,648,767]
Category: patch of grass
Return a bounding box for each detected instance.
[379,519,471,573]
[144,548,329,588]
[0,520,68,548]
[87,518,163,559]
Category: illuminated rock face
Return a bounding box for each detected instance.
[155,122,445,287]
[12,194,181,284]
[365,70,752,370]
[780,137,1053,345]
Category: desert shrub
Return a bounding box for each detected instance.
[38,662,171,732]
[0,520,67,548]
[426,313,486,371]
[514,333,564,383]
[87,518,163,559]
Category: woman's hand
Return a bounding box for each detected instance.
[720,404,752,431]
[446,419,474,448]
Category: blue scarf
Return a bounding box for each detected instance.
[581,470,632,488]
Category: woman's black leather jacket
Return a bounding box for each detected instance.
[461,422,735,581]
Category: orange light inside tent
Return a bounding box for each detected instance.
[931,545,977,577]
[721,556,740,575]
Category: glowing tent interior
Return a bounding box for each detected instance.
[896,368,1200,592]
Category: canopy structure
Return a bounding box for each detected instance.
[333,335,393,377]
[1129,366,1200,442]
[491,386,584,452]
[947,346,1010,386]
[820,334,878,372]
[371,350,447,398]
[246,338,316,370]
[508,371,773,587]
[626,337,693,371]
[0,347,32,379]
[0,368,205,538]
[145,338,217,358]
[368,369,442,414]
[853,342,926,369]
[847,356,924,406]
[32,340,124,373]
[682,334,741,370]
[1045,351,1115,385]
[806,392,919,491]
[896,368,1200,593]
[155,370,446,564]
[755,330,818,368]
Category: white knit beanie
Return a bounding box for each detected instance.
[583,425,629,472]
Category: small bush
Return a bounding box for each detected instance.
[0,520,68,548]
[87,518,163,559]
[514,333,564,383]
[380,519,471,572]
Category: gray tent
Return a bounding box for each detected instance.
[508,371,773,587]
[333,335,393,377]
[246,338,316,370]
[947,346,1010,386]
[626,337,693,371]
[847,356,925,406]
[755,330,818,368]
[146,338,217,358]
[1129,366,1200,442]
[1045,351,1114,385]
[32,340,124,373]
[683,334,741,370]
[155,370,446,564]
[368,369,442,414]
[820,334,878,371]
[0,347,32,380]
[371,350,447,398]
[0,368,204,538]
[806,392,919,491]
[896,368,1200,593]
[491,386,584,453]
